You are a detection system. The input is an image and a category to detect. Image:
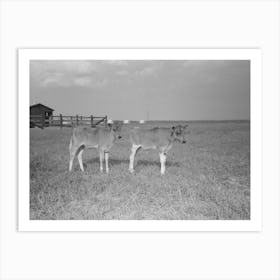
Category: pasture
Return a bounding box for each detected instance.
[30,121,250,220]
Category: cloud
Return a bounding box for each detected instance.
[30,60,166,89]
[116,70,129,76]
[41,72,66,87]
[133,62,164,78]
[31,61,99,88]
[30,60,125,89]
[138,67,157,76]
[31,60,97,76]
[102,60,128,66]
[73,76,108,88]
[64,61,97,74]
[74,76,92,87]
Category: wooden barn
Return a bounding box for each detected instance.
[30,103,54,118]
[30,103,54,128]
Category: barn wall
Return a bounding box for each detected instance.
[30,105,53,117]
[30,106,44,116]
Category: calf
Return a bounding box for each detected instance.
[129,125,188,174]
[69,122,122,173]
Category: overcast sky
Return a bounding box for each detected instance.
[30,60,250,121]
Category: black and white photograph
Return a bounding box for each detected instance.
[18,48,261,231]
[25,51,254,222]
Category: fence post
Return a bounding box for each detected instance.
[70,116,73,127]
[41,115,45,129]
[105,116,108,125]
[60,114,63,129]
[76,115,79,126]
[49,115,53,126]
[91,115,94,127]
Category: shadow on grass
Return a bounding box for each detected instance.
[137,159,180,168]
[85,157,180,168]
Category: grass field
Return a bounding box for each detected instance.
[30,121,250,220]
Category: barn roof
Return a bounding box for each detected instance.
[30,103,54,111]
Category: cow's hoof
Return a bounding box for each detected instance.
[129,168,134,173]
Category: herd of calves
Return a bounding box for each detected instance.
[69,122,188,175]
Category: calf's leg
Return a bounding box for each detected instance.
[69,140,80,172]
[69,151,75,172]
[159,152,167,175]
[69,137,75,172]
[99,150,104,172]
[77,148,85,172]
[105,151,109,173]
[129,144,140,173]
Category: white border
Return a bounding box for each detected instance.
[18,48,262,231]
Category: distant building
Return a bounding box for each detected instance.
[30,103,54,128]
[30,103,54,119]
[139,120,145,124]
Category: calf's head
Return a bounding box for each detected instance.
[108,121,123,139]
[171,124,188,144]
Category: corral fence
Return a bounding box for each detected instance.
[30,115,107,129]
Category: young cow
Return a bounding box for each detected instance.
[69,122,122,173]
[129,125,188,174]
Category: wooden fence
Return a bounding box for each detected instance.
[30,115,107,129]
